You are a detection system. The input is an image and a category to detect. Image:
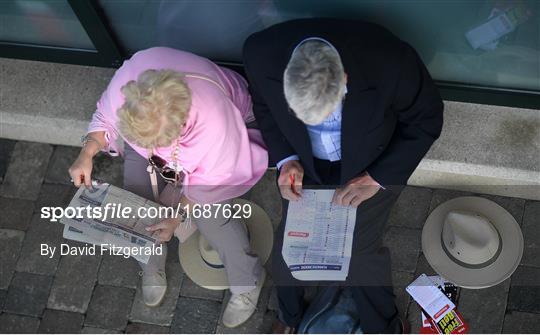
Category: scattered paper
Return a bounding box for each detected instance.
[406,274,456,323]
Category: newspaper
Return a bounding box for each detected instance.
[60,182,160,264]
[282,189,357,281]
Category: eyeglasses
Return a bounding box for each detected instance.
[148,155,183,185]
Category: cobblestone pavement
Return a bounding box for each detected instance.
[1,139,539,333]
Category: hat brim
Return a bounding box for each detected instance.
[179,199,273,290]
[422,196,523,289]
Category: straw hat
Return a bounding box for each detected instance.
[422,196,523,289]
[179,199,273,290]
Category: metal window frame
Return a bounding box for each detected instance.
[437,81,539,110]
[0,1,538,110]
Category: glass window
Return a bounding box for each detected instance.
[96,0,539,91]
[0,0,94,50]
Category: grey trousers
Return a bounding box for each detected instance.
[123,144,262,294]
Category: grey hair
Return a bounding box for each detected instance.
[284,40,346,125]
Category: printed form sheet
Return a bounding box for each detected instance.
[282,189,357,281]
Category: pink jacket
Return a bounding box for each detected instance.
[88,47,268,204]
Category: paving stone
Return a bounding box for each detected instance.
[216,276,274,334]
[170,297,221,333]
[393,271,414,317]
[34,183,77,213]
[521,201,540,268]
[428,189,476,210]
[459,279,510,333]
[15,214,63,275]
[45,149,124,189]
[129,261,183,326]
[47,242,102,313]
[502,311,540,333]
[92,152,124,187]
[248,169,282,230]
[85,285,135,331]
[3,272,53,317]
[0,289,6,310]
[388,186,433,229]
[0,197,34,230]
[37,309,85,333]
[81,326,122,334]
[0,229,25,289]
[98,254,140,289]
[429,189,526,225]
[0,313,40,333]
[45,145,80,185]
[507,266,540,314]
[383,226,421,273]
[125,322,170,334]
[180,276,224,302]
[0,141,53,200]
[0,138,16,182]
[414,253,438,277]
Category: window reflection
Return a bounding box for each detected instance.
[0,0,94,50]
[95,0,539,91]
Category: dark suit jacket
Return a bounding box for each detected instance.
[243,18,444,187]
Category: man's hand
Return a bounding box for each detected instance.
[332,172,381,207]
[278,160,304,201]
[146,217,181,243]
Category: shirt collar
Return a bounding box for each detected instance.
[323,85,347,123]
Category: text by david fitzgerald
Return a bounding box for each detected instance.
[40,243,163,259]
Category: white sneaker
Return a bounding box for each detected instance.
[222,269,266,328]
[140,269,167,307]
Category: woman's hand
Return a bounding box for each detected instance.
[68,152,94,188]
[146,217,182,243]
[69,132,106,188]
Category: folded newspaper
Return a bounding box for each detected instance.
[60,182,160,264]
[282,189,357,281]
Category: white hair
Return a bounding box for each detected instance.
[283,40,346,125]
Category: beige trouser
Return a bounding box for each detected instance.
[123,144,262,294]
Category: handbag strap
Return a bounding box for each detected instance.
[184,73,230,98]
[146,164,161,202]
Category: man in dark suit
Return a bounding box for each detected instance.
[243,18,443,333]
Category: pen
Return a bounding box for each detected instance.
[290,174,299,196]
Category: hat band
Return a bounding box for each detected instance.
[440,229,503,269]
[198,218,250,270]
[200,254,225,269]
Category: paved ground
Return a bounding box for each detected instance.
[0,139,539,334]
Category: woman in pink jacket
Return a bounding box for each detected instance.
[69,47,268,328]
